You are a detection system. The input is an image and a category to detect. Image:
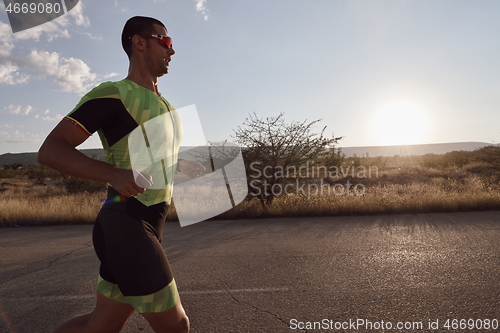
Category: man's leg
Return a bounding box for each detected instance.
[53,292,135,333]
[141,300,189,333]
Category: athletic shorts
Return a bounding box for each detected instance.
[92,187,179,313]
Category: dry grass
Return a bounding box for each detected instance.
[213,172,500,220]
[211,159,500,219]
[1,157,500,227]
[0,178,106,226]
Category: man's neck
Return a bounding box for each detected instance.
[126,59,160,94]
[125,73,159,94]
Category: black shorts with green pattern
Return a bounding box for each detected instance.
[92,186,179,313]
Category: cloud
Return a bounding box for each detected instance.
[0,62,30,85]
[1,130,41,142]
[0,22,15,57]
[0,2,89,45]
[12,18,70,42]
[0,2,97,93]
[15,1,89,41]
[0,139,40,143]
[112,0,129,12]
[102,72,119,79]
[0,125,40,141]
[34,109,63,121]
[11,130,24,139]
[0,2,89,48]
[67,2,90,27]
[2,105,33,115]
[18,50,97,93]
[195,0,209,21]
[41,114,63,121]
[0,49,101,93]
[33,110,64,121]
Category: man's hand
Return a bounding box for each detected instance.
[110,168,147,197]
[133,170,154,189]
[178,160,205,179]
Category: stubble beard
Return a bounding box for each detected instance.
[145,47,168,78]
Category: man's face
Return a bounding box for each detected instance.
[145,24,175,78]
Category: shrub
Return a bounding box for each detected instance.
[474,146,500,169]
[0,168,18,178]
[25,165,47,184]
[65,177,107,193]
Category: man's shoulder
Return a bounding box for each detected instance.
[68,80,129,115]
[84,80,127,100]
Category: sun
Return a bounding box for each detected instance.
[370,101,431,146]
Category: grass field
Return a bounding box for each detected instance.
[0,178,104,226]
[1,153,500,227]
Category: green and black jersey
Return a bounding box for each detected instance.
[65,79,182,206]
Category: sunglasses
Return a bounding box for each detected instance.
[131,34,173,48]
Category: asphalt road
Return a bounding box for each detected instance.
[1,211,499,333]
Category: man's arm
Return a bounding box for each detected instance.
[38,119,145,197]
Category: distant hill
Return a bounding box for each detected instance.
[0,142,497,165]
[339,142,496,157]
[0,149,104,166]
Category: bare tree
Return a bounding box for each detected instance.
[476,145,500,169]
[233,112,342,207]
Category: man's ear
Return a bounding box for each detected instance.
[130,35,147,52]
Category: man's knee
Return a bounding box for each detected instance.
[86,312,131,333]
[158,313,189,333]
[171,314,190,333]
[142,304,190,333]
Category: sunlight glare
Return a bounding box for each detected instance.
[371,101,431,146]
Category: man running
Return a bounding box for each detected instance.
[38,16,201,333]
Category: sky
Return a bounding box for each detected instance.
[1,0,500,155]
